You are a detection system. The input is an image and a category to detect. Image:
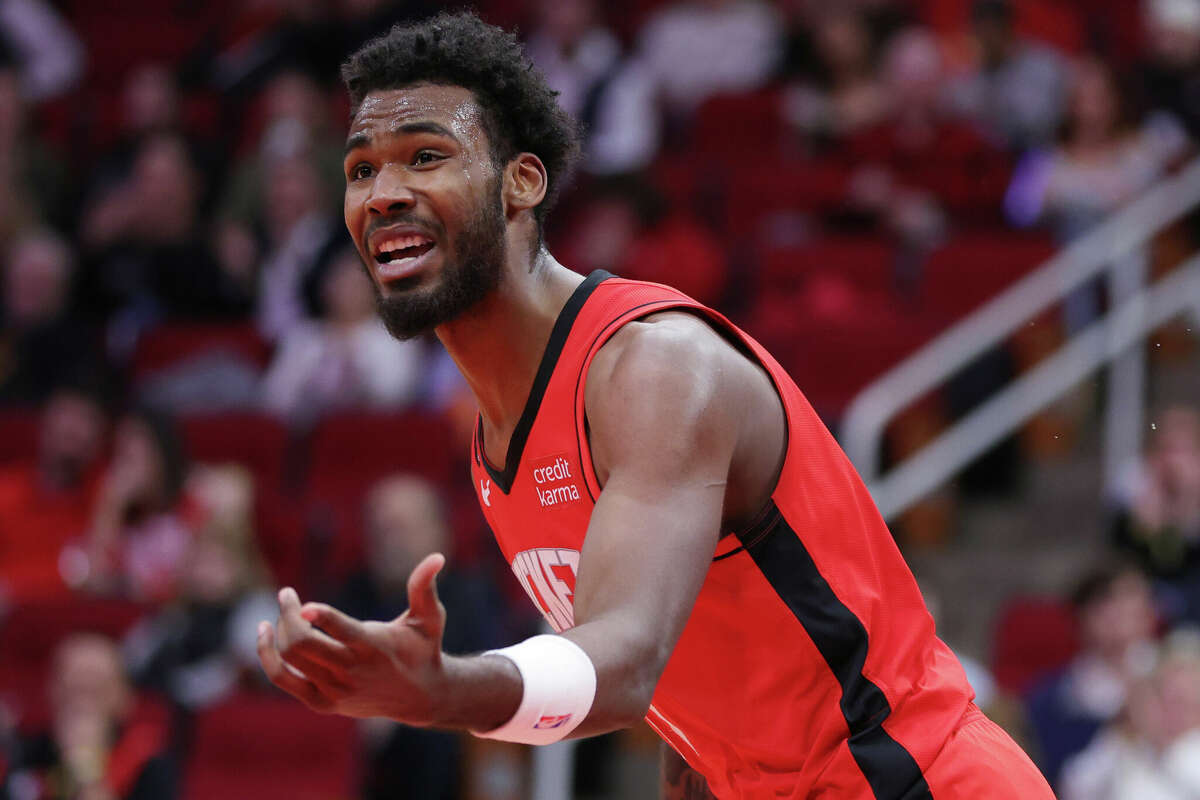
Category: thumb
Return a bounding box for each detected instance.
[405,553,447,634]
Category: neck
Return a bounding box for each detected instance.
[435,250,585,433]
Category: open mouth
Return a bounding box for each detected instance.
[371,233,438,283]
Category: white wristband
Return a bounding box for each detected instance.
[472,634,597,745]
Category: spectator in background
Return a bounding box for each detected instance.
[75,408,190,604]
[945,0,1069,152]
[80,133,251,354]
[1005,57,1188,328]
[0,230,102,406]
[1136,0,1200,139]
[782,8,889,145]
[522,0,660,175]
[0,0,84,102]
[1111,406,1200,621]
[0,57,65,244]
[1006,57,1189,241]
[260,246,424,425]
[1,634,176,800]
[1060,630,1200,800]
[0,387,106,604]
[123,465,276,711]
[333,474,512,800]
[248,146,341,343]
[86,64,185,202]
[1025,563,1160,788]
[219,69,345,230]
[636,0,783,119]
[524,0,620,130]
[558,176,728,307]
[843,27,966,247]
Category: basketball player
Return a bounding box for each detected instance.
[256,13,1055,799]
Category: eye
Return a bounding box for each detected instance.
[413,150,444,166]
[350,163,374,181]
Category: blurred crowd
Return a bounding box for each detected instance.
[0,0,1199,797]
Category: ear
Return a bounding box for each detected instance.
[503,153,548,216]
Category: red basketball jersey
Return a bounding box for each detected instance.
[469,272,974,799]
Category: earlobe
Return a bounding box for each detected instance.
[505,153,548,215]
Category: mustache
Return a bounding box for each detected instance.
[364,214,445,242]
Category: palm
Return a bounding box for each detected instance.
[257,553,448,725]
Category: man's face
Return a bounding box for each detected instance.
[343,84,507,340]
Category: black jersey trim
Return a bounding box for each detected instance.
[477,270,613,494]
[738,502,934,800]
[571,298,669,503]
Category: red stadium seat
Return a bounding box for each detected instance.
[921,0,1085,53]
[692,90,789,160]
[991,596,1080,695]
[723,163,852,237]
[921,233,1057,320]
[305,410,455,499]
[181,412,292,491]
[0,598,146,667]
[746,279,940,420]
[0,409,41,465]
[131,323,272,382]
[183,691,359,800]
[303,410,456,579]
[759,237,896,296]
[899,160,1013,224]
[254,486,308,591]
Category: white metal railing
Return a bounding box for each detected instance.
[843,156,1200,520]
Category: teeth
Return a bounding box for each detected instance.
[377,234,431,255]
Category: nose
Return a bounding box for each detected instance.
[365,165,416,216]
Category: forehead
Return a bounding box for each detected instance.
[349,84,487,142]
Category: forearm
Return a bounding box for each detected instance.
[432,653,523,731]
[439,619,659,740]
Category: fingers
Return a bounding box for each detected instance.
[256,621,331,711]
[275,587,356,673]
[301,602,367,646]
[405,553,447,636]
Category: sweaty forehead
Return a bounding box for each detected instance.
[349,84,487,141]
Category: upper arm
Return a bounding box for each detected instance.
[561,314,743,721]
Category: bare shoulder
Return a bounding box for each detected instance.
[583,311,759,482]
[586,311,737,405]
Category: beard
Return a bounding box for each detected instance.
[369,178,507,341]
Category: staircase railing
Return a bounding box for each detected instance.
[842,156,1200,520]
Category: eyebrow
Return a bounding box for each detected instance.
[343,121,460,156]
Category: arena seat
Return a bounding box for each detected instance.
[302,410,457,580]
[131,323,272,382]
[183,691,359,800]
[0,409,41,464]
[723,162,852,237]
[991,595,1079,695]
[253,485,308,592]
[921,233,1057,320]
[0,598,146,666]
[305,410,455,498]
[900,160,1013,224]
[758,237,897,296]
[746,279,939,420]
[180,412,292,491]
[692,90,789,160]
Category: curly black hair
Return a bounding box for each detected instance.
[341,12,582,229]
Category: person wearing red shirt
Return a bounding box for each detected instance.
[0,388,105,603]
[256,13,1053,799]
